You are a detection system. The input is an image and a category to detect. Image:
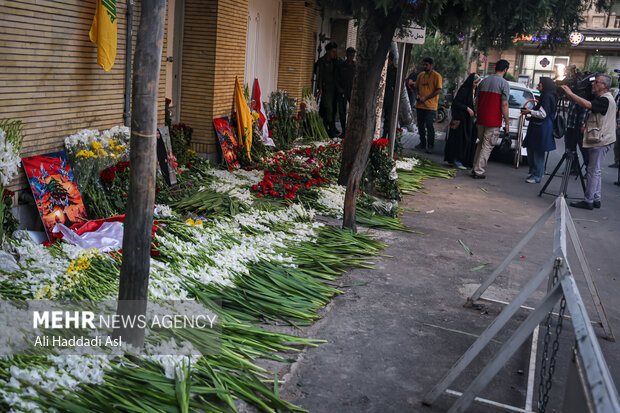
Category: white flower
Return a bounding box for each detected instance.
[395,156,420,171]
[315,184,346,218]
[302,95,319,113]
[0,130,22,186]
[154,204,174,218]
[389,166,398,180]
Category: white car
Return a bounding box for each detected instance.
[492,81,538,162]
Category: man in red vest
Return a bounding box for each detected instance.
[471,60,511,179]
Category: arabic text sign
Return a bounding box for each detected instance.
[393,23,426,44]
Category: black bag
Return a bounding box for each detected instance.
[553,109,566,140]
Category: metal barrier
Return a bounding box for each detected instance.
[423,196,619,412]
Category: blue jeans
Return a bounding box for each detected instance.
[416,108,436,148]
[527,149,546,182]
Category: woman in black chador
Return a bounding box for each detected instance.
[444,73,480,168]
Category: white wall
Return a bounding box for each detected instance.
[245,0,282,98]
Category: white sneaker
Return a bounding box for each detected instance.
[525,178,537,184]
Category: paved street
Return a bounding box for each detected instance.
[274,136,620,412]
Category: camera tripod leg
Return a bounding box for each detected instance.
[560,153,573,197]
[539,153,566,197]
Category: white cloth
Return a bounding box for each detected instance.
[52,221,124,252]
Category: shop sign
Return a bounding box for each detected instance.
[393,23,426,44]
[583,35,620,43]
[535,55,555,70]
[513,34,563,43]
[569,31,584,45]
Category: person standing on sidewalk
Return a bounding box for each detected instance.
[444,73,480,169]
[315,42,340,138]
[561,74,617,210]
[521,77,558,183]
[414,57,442,153]
[337,47,356,137]
[471,60,511,179]
[609,92,620,168]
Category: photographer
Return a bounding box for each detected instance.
[561,74,617,210]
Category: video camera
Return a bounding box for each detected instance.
[555,65,597,99]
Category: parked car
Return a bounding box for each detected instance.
[491,81,537,163]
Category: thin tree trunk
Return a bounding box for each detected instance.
[115,0,167,348]
[338,6,405,231]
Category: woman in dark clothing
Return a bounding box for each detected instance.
[444,73,480,169]
[521,77,558,183]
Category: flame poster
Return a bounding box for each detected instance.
[22,151,87,239]
[213,117,240,169]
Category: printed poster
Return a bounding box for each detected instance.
[22,151,87,239]
[213,117,240,169]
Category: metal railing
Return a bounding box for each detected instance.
[423,196,619,412]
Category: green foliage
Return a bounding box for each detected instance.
[267,91,299,149]
[171,123,193,165]
[409,35,467,83]
[505,72,517,82]
[586,55,607,74]
[585,55,618,87]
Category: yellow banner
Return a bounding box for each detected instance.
[89,0,117,72]
[234,76,253,161]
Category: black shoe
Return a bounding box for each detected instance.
[471,173,486,179]
[425,146,434,154]
[609,162,619,168]
[593,201,601,209]
[415,143,426,150]
[570,201,593,210]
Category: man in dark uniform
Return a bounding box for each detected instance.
[337,47,356,136]
[315,42,340,137]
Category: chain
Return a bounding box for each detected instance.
[537,258,566,413]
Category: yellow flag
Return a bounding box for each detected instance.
[234,76,253,161]
[89,0,117,72]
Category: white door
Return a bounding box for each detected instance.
[245,0,282,99]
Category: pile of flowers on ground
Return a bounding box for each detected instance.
[0,119,454,412]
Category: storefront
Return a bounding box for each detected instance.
[512,30,620,88]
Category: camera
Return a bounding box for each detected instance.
[555,65,597,99]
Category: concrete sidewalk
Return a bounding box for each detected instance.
[271,139,620,412]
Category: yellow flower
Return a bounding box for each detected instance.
[187,149,196,156]
[109,139,118,146]
[194,220,203,227]
[91,141,102,150]
[185,218,195,226]
[34,285,50,300]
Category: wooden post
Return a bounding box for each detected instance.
[115,0,167,348]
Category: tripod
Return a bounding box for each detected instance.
[538,149,586,198]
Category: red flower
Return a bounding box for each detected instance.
[100,167,117,183]
[3,189,15,198]
[372,138,389,148]
[123,193,128,197]
[116,161,130,173]
[165,98,172,104]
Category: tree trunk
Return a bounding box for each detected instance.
[115,0,167,348]
[338,6,404,231]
